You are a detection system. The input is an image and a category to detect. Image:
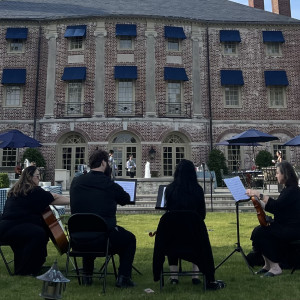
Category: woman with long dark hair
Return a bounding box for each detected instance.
[0,166,69,275]
[164,159,225,290]
[246,160,300,277]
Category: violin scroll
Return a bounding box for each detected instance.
[149,231,157,237]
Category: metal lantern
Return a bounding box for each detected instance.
[36,261,70,300]
[148,146,156,160]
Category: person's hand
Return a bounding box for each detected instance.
[246,189,259,198]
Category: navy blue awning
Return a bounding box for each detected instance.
[114,66,137,79]
[61,67,86,81]
[220,70,244,85]
[264,71,288,86]
[1,69,26,84]
[164,26,186,39]
[220,30,241,42]
[263,31,285,43]
[116,24,137,36]
[164,67,188,81]
[64,25,86,38]
[6,28,28,39]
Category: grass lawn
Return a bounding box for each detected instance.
[0,212,300,300]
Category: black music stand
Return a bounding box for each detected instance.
[215,199,254,274]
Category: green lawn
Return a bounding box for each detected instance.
[1,212,300,300]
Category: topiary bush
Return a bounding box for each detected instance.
[21,148,46,168]
[255,150,273,169]
[207,148,228,186]
[0,173,10,188]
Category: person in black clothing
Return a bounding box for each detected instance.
[246,161,300,277]
[163,159,225,290]
[70,149,136,288]
[0,166,70,276]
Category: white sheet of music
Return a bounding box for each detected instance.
[115,180,136,203]
[224,176,249,202]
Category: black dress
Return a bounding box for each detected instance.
[0,187,54,275]
[251,185,300,262]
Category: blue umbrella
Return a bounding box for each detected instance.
[283,135,300,146]
[227,128,279,144]
[0,129,41,148]
[216,140,262,146]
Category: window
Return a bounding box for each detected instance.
[4,85,23,107]
[66,82,83,115]
[167,38,180,51]
[8,39,24,53]
[168,81,182,114]
[223,42,238,55]
[272,144,286,161]
[227,145,241,172]
[224,85,240,107]
[69,36,84,51]
[268,86,286,108]
[118,36,134,50]
[1,148,17,167]
[117,80,134,114]
[266,43,281,56]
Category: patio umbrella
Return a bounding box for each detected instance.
[282,135,300,146]
[216,140,262,146]
[227,128,279,144]
[0,129,41,148]
[0,129,42,164]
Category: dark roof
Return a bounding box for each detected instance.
[0,0,299,24]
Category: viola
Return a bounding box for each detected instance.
[250,196,270,227]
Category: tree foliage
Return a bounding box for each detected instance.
[207,148,228,186]
[255,150,273,168]
[21,148,46,168]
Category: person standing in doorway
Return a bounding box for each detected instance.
[109,150,117,179]
[127,154,136,178]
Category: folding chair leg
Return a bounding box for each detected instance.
[0,246,14,276]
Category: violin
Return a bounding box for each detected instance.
[149,231,157,237]
[250,196,270,227]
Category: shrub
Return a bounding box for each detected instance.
[21,148,46,168]
[255,150,273,168]
[207,148,228,186]
[0,173,10,188]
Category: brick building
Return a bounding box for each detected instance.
[0,0,300,182]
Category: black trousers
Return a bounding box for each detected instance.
[83,225,136,278]
[0,222,48,275]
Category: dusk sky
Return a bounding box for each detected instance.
[230,0,300,19]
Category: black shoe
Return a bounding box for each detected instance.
[192,278,201,285]
[116,275,136,288]
[170,278,179,285]
[206,280,226,290]
[255,268,268,275]
[82,276,93,286]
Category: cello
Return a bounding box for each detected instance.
[250,196,270,227]
[42,206,68,255]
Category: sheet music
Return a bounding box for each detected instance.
[155,185,167,209]
[223,176,249,202]
[115,180,136,203]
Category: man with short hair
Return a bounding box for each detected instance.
[70,149,136,288]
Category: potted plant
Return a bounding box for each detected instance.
[207,148,228,187]
[255,150,273,169]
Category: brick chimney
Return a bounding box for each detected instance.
[248,0,264,10]
[271,0,291,17]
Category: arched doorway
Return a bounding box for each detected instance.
[57,133,87,178]
[162,133,189,176]
[109,132,140,177]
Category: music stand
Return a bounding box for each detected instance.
[215,199,254,273]
[214,176,254,273]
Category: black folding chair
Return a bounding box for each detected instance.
[0,243,14,276]
[65,213,117,293]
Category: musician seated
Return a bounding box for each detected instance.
[163,159,225,290]
[70,149,136,288]
[246,161,300,277]
[0,166,70,276]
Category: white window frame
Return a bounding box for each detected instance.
[3,85,23,107]
[65,81,84,115]
[7,39,25,53]
[223,42,238,55]
[167,38,181,51]
[223,85,241,108]
[167,81,183,115]
[265,42,282,57]
[116,80,135,114]
[68,36,84,51]
[1,148,17,167]
[268,86,286,108]
[118,36,134,50]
